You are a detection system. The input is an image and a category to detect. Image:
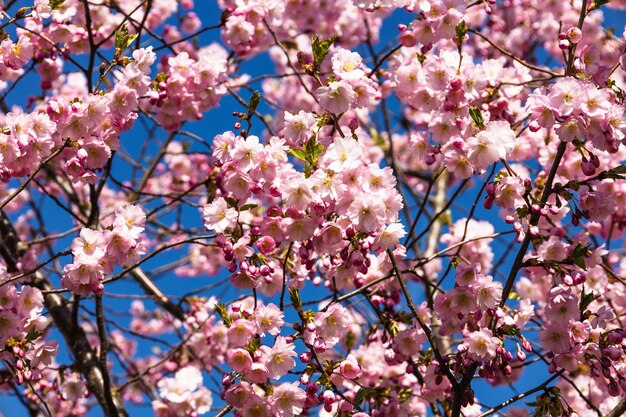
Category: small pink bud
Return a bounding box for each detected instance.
[567,27,582,44]
[322,390,335,404]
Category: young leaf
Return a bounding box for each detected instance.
[580,290,597,312]
[469,107,485,129]
[288,148,308,162]
[455,20,468,45]
[247,91,261,119]
[224,196,239,209]
[311,35,337,70]
[214,302,233,326]
[115,25,138,53]
[289,288,302,312]
[239,203,258,212]
[50,0,65,10]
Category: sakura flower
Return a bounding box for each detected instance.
[227,318,256,347]
[265,336,297,379]
[242,396,272,417]
[203,197,238,233]
[317,81,355,114]
[347,194,386,232]
[494,176,525,209]
[371,223,406,252]
[157,366,208,405]
[270,382,307,417]
[339,354,362,380]
[538,325,571,354]
[281,174,313,211]
[473,275,503,310]
[537,236,568,262]
[113,204,146,240]
[464,329,500,361]
[232,135,264,171]
[28,340,59,368]
[60,375,88,403]
[321,136,363,171]
[314,303,349,341]
[71,228,106,259]
[332,48,365,81]
[254,303,284,336]
[16,285,44,316]
[245,362,270,384]
[227,348,253,373]
[467,121,514,171]
[2,36,33,70]
[283,110,316,145]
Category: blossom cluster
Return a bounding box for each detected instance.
[0,0,626,416]
[0,284,58,384]
[62,204,146,294]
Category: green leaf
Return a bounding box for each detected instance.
[24,327,44,343]
[593,0,612,8]
[50,0,65,10]
[245,337,261,354]
[304,137,324,165]
[239,203,258,212]
[612,164,626,174]
[354,387,372,406]
[247,91,261,119]
[289,289,302,312]
[223,196,238,209]
[571,242,591,269]
[455,20,467,44]
[214,302,233,326]
[580,290,597,312]
[288,148,308,162]
[115,25,138,52]
[311,35,337,70]
[469,106,485,129]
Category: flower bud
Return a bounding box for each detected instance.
[567,27,582,44]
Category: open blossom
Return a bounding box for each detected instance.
[158,366,204,403]
[72,228,106,258]
[227,348,253,373]
[467,121,515,171]
[283,110,316,145]
[113,204,146,240]
[2,36,33,70]
[254,303,284,336]
[539,325,571,354]
[227,318,256,347]
[314,303,350,341]
[156,366,213,415]
[372,223,406,252]
[203,197,238,233]
[339,354,362,380]
[473,275,502,310]
[321,136,363,171]
[60,374,88,403]
[464,329,500,361]
[317,80,356,114]
[270,382,306,417]
[347,194,386,232]
[265,336,297,379]
[332,48,365,80]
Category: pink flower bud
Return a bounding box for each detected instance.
[567,27,582,44]
[322,390,335,404]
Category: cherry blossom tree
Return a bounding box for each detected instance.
[0,0,626,417]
